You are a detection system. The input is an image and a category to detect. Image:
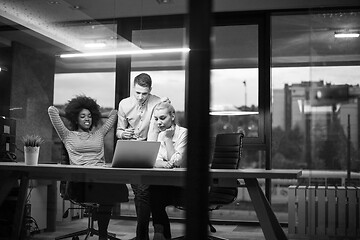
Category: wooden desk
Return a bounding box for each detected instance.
[0,162,301,240]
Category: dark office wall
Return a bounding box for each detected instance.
[0,48,12,117]
[9,42,55,163]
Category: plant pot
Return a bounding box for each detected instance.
[24,146,40,165]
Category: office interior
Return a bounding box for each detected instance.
[0,0,359,239]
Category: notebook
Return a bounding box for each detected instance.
[111,140,160,168]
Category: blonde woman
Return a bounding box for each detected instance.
[149,99,187,240]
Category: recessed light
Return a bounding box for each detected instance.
[71,5,81,10]
[47,1,61,5]
[156,0,173,4]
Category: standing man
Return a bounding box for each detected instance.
[116,73,161,240]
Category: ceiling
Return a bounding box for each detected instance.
[0,0,359,73]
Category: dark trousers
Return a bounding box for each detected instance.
[96,204,113,237]
[68,182,129,237]
[149,186,185,239]
[131,184,151,240]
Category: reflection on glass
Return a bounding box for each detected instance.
[54,72,116,163]
[211,25,259,138]
[131,28,187,70]
[130,71,186,127]
[54,73,116,108]
[271,12,360,173]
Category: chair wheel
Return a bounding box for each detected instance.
[72,236,79,240]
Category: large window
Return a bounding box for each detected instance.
[53,72,116,162]
[210,25,259,141]
[271,11,360,175]
[207,22,269,222]
[54,72,116,108]
[4,0,360,238]
[130,27,187,124]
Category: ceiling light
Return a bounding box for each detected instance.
[334,31,360,38]
[71,5,81,10]
[156,0,173,4]
[210,111,259,116]
[59,47,190,58]
[47,1,61,5]
[0,66,8,72]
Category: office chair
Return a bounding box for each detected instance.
[173,132,244,240]
[55,144,121,240]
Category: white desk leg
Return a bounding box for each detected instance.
[244,178,288,240]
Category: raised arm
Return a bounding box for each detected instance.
[99,109,118,135]
[47,106,69,141]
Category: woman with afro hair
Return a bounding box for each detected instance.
[48,95,128,240]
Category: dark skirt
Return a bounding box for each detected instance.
[66,182,129,204]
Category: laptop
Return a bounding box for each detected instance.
[111,140,160,168]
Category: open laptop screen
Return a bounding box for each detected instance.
[111,140,160,168]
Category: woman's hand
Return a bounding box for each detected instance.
[158,126,175,141]
[154,160,173,168]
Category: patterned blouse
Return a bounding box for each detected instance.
[48,106,117,166]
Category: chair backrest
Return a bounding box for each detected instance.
[211,132,244,170]
[59,143,84,203]
[208,132,244,205]
[61,143,70,165]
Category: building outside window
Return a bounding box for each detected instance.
[271,11,360,177]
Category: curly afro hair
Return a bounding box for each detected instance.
[64,95,101,130]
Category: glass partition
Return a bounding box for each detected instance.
[54,72,116,162]
[2,0,360,238]
[207,23,262,222]
[210,25,259,139]
[271,11,360,174]
[271,10,360,233]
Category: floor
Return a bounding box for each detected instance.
[29,218,268,240]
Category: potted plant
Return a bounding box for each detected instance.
[22,134,44,165]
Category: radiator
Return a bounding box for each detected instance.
[288,185,360,239]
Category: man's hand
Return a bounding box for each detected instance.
[122,128,136,139]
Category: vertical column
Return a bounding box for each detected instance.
[115,19,132,107]
[347,187,357,236]
[337,187,347,236]
[185,0,212,239]
[287,185,296,234]
[317,186,326,235]
[113,19,133,217]
[297,186,307,235]
[327,186,336,236]
[308,186,316,235]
